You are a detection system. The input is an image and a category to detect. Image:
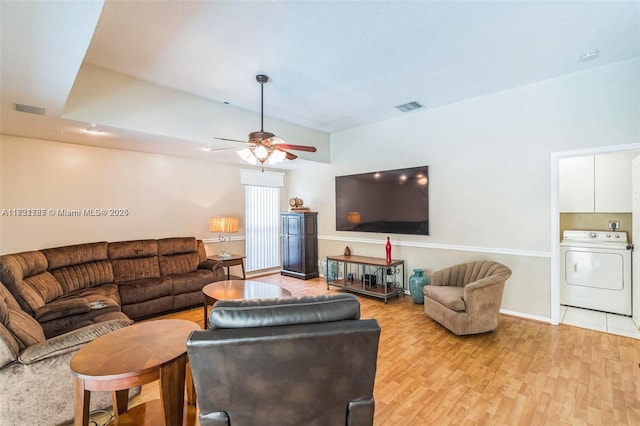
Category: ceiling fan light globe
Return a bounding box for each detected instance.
[268,149,287,164]
[237,148,257,165]
[253,145,269,160]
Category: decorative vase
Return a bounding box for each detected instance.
[385,237,392,263]
[408,269,430,304]
[322,260,339,281]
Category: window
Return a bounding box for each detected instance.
[240,169,284,272]
[244,185,281,271]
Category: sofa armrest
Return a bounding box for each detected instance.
[198,259,225,280]
[19,318,132,365]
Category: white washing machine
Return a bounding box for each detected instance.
[560,230,632,316]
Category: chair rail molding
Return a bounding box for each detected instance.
[318,235,550,259]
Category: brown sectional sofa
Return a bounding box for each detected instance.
[0,280,135,425]
[0,236,224,424]
[0,236,224,337]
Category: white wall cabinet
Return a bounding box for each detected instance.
[559,152,638,213]
[559,156,594,212]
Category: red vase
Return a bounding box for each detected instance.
[385,237,392,263]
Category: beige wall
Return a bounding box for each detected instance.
[288,58,640,321]
[0,135,255,254]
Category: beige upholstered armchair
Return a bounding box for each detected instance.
[423,261,512,335]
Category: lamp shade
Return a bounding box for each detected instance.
[347,211,361,224]
[210,217,239,233]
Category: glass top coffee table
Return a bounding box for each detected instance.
[202,280,292,328]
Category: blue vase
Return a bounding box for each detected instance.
[322,260,338,281]
[409,269,430,304]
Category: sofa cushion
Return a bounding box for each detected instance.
[35,283,122,323]
[109,239,158,260]
[42,242,108,270]
[34,284,123,338]
[158,237,198,256]
[109,240,160,283]
[0,252,63,314]
[158,237,199,275]
[0,323,19,367]
[0,280,46,351]
[112,257,160,283]
[170,270,214,295]
[42,243,113,293]
[49,260,114,293]
[424,286,466,312]
[118,277,172,304]
[34,298,91,322]
[0,285,20,365]
[5,303,46,351]
[160,253,199,276]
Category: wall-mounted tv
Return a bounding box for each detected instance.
[335,166,429,235]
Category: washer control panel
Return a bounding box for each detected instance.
[563,230,628,245]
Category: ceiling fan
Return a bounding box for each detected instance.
[215,74,317,170]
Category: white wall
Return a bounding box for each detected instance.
[0,135,263,254]
[288,58,640,321]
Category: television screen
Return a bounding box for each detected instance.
[335,166,429,235]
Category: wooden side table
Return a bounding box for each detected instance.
[70,319,200,426]
[208,254,246,279]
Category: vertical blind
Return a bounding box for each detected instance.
[245,185,281,271]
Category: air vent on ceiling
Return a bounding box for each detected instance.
[395,101,424,112]
[15,103,45,115]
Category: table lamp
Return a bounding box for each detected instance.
[210,216,239,259]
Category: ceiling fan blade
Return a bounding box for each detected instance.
[214,137,248,143]
[267,136,287,145]
[276,143,317,153]
[283,150,297,160]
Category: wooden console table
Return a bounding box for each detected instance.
[325,255,404,304]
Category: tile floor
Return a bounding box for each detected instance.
[560,305,640,339]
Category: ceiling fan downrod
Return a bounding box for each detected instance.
[256,74,268,132]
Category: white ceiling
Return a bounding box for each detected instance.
[1,1,639,168]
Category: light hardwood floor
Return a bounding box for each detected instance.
[100,274,640,425]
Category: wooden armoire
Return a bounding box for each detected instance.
[280,212,319,280]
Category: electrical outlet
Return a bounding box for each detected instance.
[608,220,621,230]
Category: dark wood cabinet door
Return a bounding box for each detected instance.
[281,212,319,280]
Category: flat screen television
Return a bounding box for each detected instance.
[335,166,429,235]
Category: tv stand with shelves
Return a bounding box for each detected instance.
[325,255,405,304]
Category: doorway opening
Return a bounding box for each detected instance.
[550,143,640,335]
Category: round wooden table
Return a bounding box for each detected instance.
[202,280,292,328]
[70,319,200,426]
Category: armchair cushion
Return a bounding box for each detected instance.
[424,286,465,312]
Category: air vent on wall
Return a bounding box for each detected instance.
[15,103,45,115]
[395,101,424,112]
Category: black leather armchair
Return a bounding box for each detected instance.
[186,293,381,426]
